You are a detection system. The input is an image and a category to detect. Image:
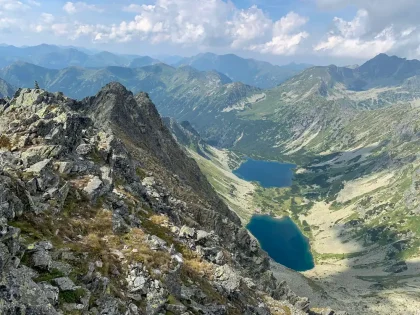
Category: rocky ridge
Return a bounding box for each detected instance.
[0,85,342,314]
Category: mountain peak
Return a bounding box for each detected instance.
[97,81,133,97]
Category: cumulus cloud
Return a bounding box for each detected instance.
[63,2,103,14]
[27,0,40,6]
[227,6,272,49]
[41,13,54,24]
[0,17,20,31]
[31,12,56,33]
[0,0,30,11]
[63,0,309,55]
[315,0,420,58]
[314,9,397,58]
[249,12,308,55]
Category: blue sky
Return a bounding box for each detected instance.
[1,0,420,65]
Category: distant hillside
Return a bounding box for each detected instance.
[0,44,159,69]
[128,56,160,68]
[0,78,14,98]
[176,52,311,88]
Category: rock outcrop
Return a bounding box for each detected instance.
[0,85,342,314]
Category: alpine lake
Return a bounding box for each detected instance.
[233,159,314,271]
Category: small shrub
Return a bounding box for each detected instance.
[136,167,147,180]
[59,288,85,304]
[0,134,11,149]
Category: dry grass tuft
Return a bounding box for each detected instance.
[150,214,169,226]
[0,134,11,149]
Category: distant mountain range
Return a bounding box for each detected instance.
[176,52,311,88]
[0,44,309,88]
[0,44,158,69]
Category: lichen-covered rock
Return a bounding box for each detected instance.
[179,225,196,239]
[31,248,52,271]
[147,234,167,250]
[214,264,242,294]
[146,279,168,315]
[53,277,78,291]
[38,282,60,305]
[127,264,148,294]
[83,176,103,199]
[76,143,92,156]
[0,265,60,315]
[0,242,10,274]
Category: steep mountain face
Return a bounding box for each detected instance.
[163,117,212,160]
[155,54,420,314]
[176,53,311,89]
[79,83,242,236]
[0,44,158,69]
[0,78,14,98]
[0,85,342,314]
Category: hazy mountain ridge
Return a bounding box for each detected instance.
[0,44,158,69]
[176,52,311,89]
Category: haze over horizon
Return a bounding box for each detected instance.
[1,0,420,66]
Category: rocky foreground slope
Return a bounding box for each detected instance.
[0,84,343,314]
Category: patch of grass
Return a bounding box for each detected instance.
[0,134,11,150]
[9,220,45,244]
[136,167,147,180]
[314,251,367,262]
[59,288,85,304]
[34,269,65,283]
[150,214,169,226]
[88,148,103,164]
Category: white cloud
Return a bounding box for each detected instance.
[314,10,396,58]
[227,6,272,49]
[41,13,54,24]
[51,23,70,36]
[63,2,103,14]
[63,2,76,14]
[31,12,55,33]
[27,0,40,6]
[0,0,308,56]
[0,17,20,31]
[315,0,420,58]
[249,12,309,55]
[58,0,308,55]
[0,0,30,11]
[123,4,143,13]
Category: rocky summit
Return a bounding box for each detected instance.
[0,84,342,314]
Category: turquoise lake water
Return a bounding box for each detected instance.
[234,158,314,271]
[233,159,296,188]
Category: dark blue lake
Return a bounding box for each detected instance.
[247,215,314,271]
[233,159,296,188]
